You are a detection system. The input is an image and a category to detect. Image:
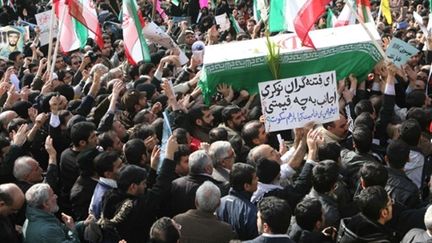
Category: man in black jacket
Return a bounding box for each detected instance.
[338,186,397,243]
[100,135,179,243]
[0,183,24,243]
[385,139,421,209]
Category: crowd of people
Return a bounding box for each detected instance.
[0,0,432,242]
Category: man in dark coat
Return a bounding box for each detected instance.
[0,183,24,243]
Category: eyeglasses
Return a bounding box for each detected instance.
[72,61,81,65]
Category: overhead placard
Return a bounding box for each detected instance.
[36,10,59,46]
[386,37,419,68]
[259,71,339,132]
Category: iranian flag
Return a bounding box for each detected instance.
[122,0,151,64]
[335,0,374,27]
[68,0,104,50]
[54,0,88,52]
[269,0,331,48]
[326,8,337,28]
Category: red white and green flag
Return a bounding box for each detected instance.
[326,8,337,28]
[54,0,88,52]
[335,0,374,27]
[229,14,245,34]
[269,0,331,48]
[122,0,151,64]
[68,0,104,50]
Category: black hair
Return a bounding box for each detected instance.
[77,148,100,177]
[318,142,341,162]
[70,121,96,147]
[230,163,256,192]
[124,139,146,166]
[258,196,292,234]
[312,160,339,193]
[117,165,147,192]
[222,105,242,123]
[386,140,410,169]
[295,197,322,231]
[130,124,155,140]
[355,185,389,221]
[209,127,228,143]
[406,107,429,132]
[352,126,373,153]
[400,119,421,146]
[256,158,280,184]
[94,151,120,177]
[98,131,115,151]
[354,112,375,132]
[242,120,262,147]
[406,89,426,109]
[172,128,189,144]
[355,100,375,117]
[149,217,180,243]
[188,105,210,125]
[359,162,388,187]
[173,145,191,164]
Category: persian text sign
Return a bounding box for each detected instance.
[259,71,339,132]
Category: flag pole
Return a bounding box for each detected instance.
[344,0,389,62]
[152,0,157,21]
[46,1,57,78]
[375,2,382,25]
[49,3,67,81]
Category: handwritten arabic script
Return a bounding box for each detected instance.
[385,37,419,68]
[259,71,339,132]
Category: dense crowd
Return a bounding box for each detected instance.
[0,0,432,242]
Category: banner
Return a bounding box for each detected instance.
[385,38,419,68]
[259,71,339,132]
[0,26,26,58]
[36,10,59,46]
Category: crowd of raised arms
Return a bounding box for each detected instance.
[1,0,432,242]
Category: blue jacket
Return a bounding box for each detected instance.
[216,189,258,241]
[90,179,115,219]
[23,206,81,243]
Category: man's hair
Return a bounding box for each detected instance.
[312,160,339,193]
[188,105,209,125]
[355,100,374,117]
[25,183,51,209]
[295,197,322,231]
[195,181,221,213]
[230,163,256,192]
[406,89,426,109]
[70,121,96,147]
[77,148,100,177]
[173,145,191,164]
[188,150,213,175]
[172,128,189,144]
[399,119,421,147]
[424,205,432,231]
[241,120,262,147]
[258,196,292,234]
[406,107,429,131]
[221,105,241,123]
[355,185,389,221]
[352,126,373,153]
[354,112,375,131]
[209,127,228,144]
[149,217,180,243]
[386,140,410,169]
[359,162,388,187]
[130,124,155,140]
[94,151,120,177]
[98,131,116,150]
[117,165,147,192]
[124,139,146,165]
[13,156,34,181]
[317,142,341,162]
[208,141,232,167]
[256,158,280,184]
[8,51,21,62]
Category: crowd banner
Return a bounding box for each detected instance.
[36,10,59,46]
[385,38,419,68]
[259,71,339,132]
[199,23,382,104]
[0,26,26,58]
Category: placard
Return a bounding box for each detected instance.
[36,10,59,46]
[259,71,339,132]
[0,26,26,58]
[385,37,419,68]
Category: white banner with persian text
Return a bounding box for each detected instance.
[259,71,339,132]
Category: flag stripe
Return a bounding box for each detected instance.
[54,0,86,52]
[269,0,287,32]
[294,0,331,48]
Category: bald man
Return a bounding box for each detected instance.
[0,183,25,243]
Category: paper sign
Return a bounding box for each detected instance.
[0,26,26,58]
[36,10,59,46]
[385,37,419,68]
[215,13,230,31]
[413,11,429,35]
[259,71,339,132]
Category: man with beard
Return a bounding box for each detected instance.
[0,29,20,57]
[219,105,246,140]
[23,183,82,243]
[188,105,214,143]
